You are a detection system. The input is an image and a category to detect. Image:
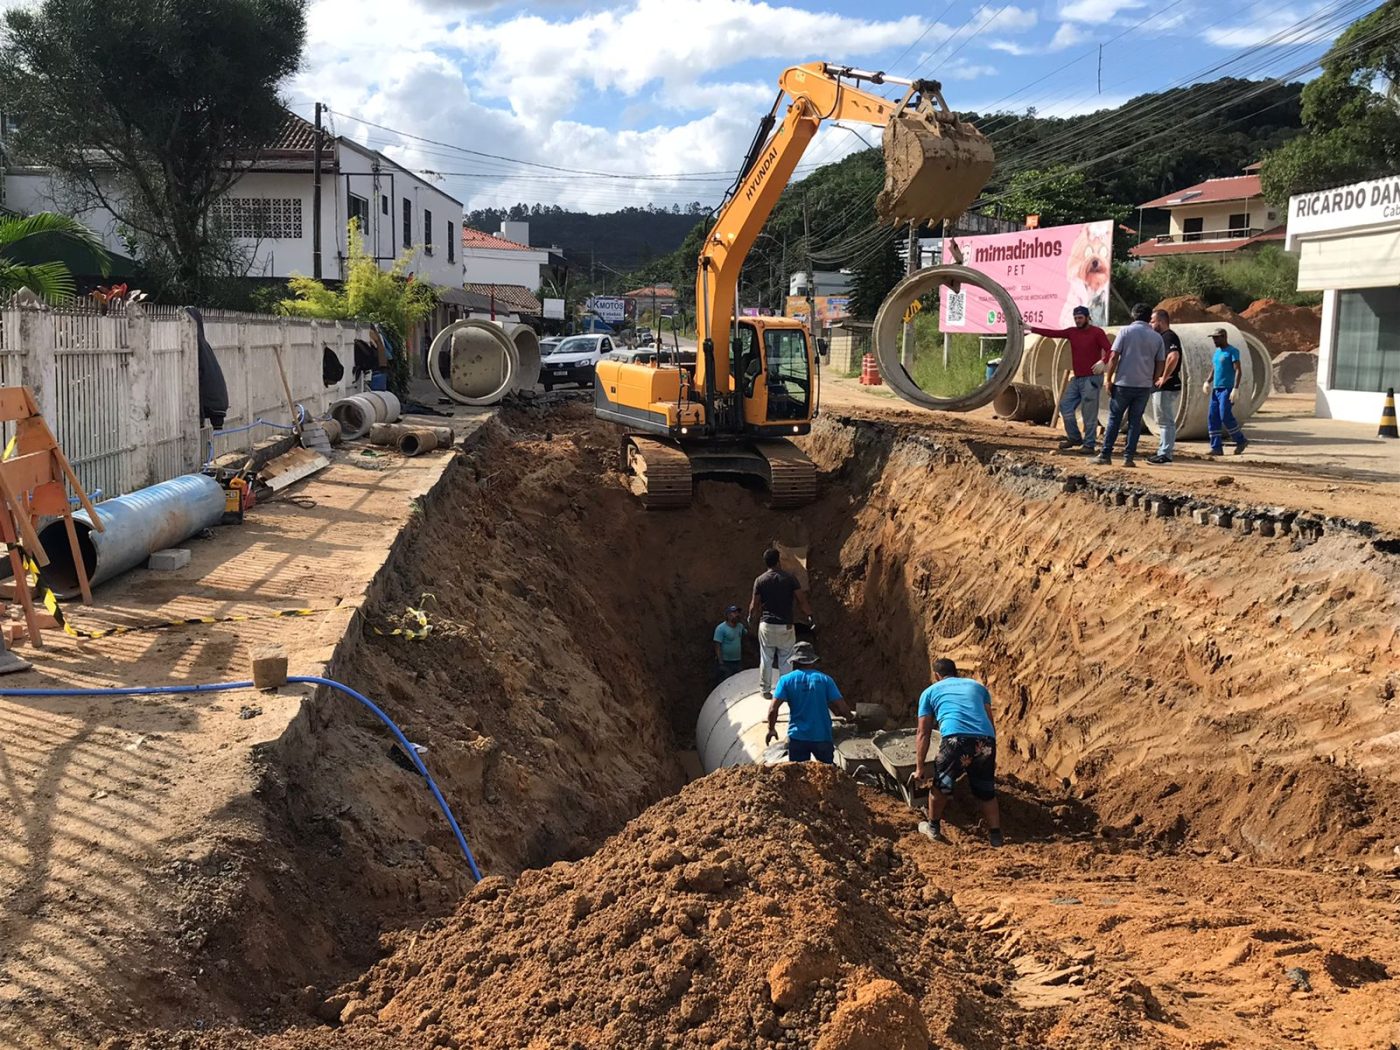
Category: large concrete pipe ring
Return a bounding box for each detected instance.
[872,265,1025,412]
[1173,322,1256,441]
[427,319,520,406]
[503,322,542,393]
[362,390,401,424]
[37,474,227,598]
[992,382,1056,423]
[330,394,382,439]
[1240,331,1275,415]
[697,669,789,772]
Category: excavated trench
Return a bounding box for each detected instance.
[111,401,1400,1047]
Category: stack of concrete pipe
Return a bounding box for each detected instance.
[1018,322,1272,439]
[329,390,401,440]
[426,319,542,406]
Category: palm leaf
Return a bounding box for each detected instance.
[0,212,111,277]
[0,261,78,304]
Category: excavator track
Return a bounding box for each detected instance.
[624,436,693,510]
[757,440,817,509]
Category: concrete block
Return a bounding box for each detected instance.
[1112,492,1128,507]
[1256,519,1277,538]
[1235,517,1254,535]
[251,647,288,690]
[1210,511,1232,528]
[1151,500,1174,518]
[1192,509,1211,525]
[147,548,192,571]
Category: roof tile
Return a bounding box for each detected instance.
[462,227,534,252]
[1139,174,1263,210]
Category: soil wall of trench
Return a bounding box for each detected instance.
[109,404,1400,1040]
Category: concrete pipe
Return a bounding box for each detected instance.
[427,319,520,407]
[1240,331,1275,415]
[321,418,343,445]
[397,429,439,457]
[872,265,1025,413]
[368,423,454,447]
[362,390,401,425]
[503,323,542,393]
[329,394,381,439]
[993,382,1056,423]
[1172,322,1258,440]
[36,474,227,598]
[697,669,789,772]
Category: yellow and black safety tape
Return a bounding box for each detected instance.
[16,552,433,641]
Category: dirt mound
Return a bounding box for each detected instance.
[108,766,1164,1050]
[1241,298,1322,357]
[1272,350,1318,393]
[1154,295,1218,325]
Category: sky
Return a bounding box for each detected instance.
[2,0,1381,215]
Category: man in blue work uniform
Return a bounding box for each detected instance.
[914,658,1003,847]
[712,604,747,684]
[1205,327,1249,456]
[764,641,854,764]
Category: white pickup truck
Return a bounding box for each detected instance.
[541,334,616,391]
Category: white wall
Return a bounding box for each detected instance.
[2,169,128,255]
[462,246,548,288]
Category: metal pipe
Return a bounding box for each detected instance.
[36,474,227,597]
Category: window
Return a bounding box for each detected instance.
[1333,287,1400,393]
[447,221,455,263]
[762,328,810,420]
[1181,217,1204,242]
[402,198,412,248]
[348,193,369,232]
[732,324,760,396]
[213,197,303,239]
[424,208,434,255]
[1228,212,1249,237]
[381,194,389,216]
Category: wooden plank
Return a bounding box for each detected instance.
[261,448,329,492]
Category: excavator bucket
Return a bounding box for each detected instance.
[876,85,995,228]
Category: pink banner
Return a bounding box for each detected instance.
[939,220,1113,333]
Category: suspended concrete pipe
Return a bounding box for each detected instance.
[37,474,227,598]
[872,265,1026,413]
[427,319,520,407]
[330,390,401,440]
[697,669,789,772]
[503,322,542,393]
[992,382,1056,423]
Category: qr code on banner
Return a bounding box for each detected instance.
[945,290,967,327]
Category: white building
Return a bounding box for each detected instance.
[461,224,550,289]
[1,112,465,289]
[1286,174,1400,423]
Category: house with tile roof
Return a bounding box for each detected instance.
[1130,166,1285,261]
[0,110,466,288]
[461,223,551,292]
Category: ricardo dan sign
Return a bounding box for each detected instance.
[1286,175,1400,249]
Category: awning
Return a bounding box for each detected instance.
[1297,229,1400,290]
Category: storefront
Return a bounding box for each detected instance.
[1287,175,1400,422]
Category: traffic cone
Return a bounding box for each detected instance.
[860,353,882,387]
[1382,388,1398,439]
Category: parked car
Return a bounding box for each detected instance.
[635,329,656,347]
[541,334,615,391]
[539,337,564,356]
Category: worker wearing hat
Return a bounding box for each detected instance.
[1028,305,1112,454]
[712,604,748,684]
[1205,327,1248,456]
[765,641,854,764]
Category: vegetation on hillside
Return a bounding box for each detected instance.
[466,203,706,275]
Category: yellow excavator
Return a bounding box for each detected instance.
[594,62,995,508]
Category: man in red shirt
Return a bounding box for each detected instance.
[1029,306,1113,454]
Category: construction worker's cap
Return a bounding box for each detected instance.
[1071,306,1090,317]
[725,604,741,614]
[1211,328,1228,338]
[791,641,820,665]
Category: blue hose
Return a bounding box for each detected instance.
[0,675,483,882]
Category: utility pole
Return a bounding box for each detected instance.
[901,220,918,370]
[312,102,324,280]
[803,194,816,341]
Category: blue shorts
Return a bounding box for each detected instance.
[788,738,835,764]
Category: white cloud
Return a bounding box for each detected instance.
[1058,0,1146,22]
[940,60,1002,80]
[988,21,1089,55]
[291,0,932,212]
[981,5,1040,33]
[1203,7,1337,47]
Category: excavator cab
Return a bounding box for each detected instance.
[732,319,813,430]
[877,81,995,227]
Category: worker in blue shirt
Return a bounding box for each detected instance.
[1205,327,1249,456]
[765,641,854,764]
[712,604,748,684]
[914,658,1003,846]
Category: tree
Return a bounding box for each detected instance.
[278,222,437,397]
[1260,0,1400,204]
[0,212,109,301]
[0,0,307,301]
[848,231,903,321]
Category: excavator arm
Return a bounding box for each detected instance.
[694,62,993,403]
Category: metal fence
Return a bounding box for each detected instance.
[0,297,371,498]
